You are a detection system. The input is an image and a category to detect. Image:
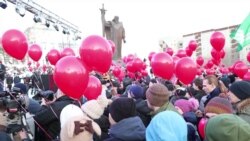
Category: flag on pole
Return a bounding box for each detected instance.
[230,13,250,51]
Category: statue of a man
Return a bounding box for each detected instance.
[100,5,126,60]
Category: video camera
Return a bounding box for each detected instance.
[0,87,30,135]
[32,90,54,102]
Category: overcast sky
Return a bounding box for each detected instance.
[0,0,249,58]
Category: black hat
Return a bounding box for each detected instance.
[109,97,136,122]
[229,81,250,100]
[13,83,27,94]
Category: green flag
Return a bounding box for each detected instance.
[230,13,250,51]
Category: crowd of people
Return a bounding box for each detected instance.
[0,63,250,141]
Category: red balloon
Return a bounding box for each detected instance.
[206,69,215,75]
[196,56,204,66]
[243,71,250,81]
[28,44,42,62]
[36,62,40,68]
[53,56,89,99]
[176,49,187,58]
[29,67,33,72]
[212,58,221,66]
[148,52,156,62]
[141,70,148,77]
[126,54,135,63]
[175,57,197,85]
[142,63,147,70]
[61,47,75,58]
[128,72,136,79]
[165,48,174,56]
[247,52,250,63]
[172,56,180,65]
[80,35,112,73]
[188,40,198,51]
[112,67,121,77]
[1,29,28,60]
[234,62,248,79]
[132,58,143,72]
[117,70,125,82]
[210,32,225,51]
[185,47,193,57]
[108,40,116,54]
[228,66,234,72]
[83,75,102,100]
[197,68,202,76]
[42,64,47,72]
[47,49,61,65]
[126,61,136,73]
[151,52,174,80]
[198,117,208,139]
[211,48,221,60]
[206,60,214,69]
[220,50,225,59]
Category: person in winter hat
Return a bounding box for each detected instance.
[228,81,250,124]
[105,97,146,141]
[146,83,178,117]
[60,104,101,141]
[174,98,198,115]
[146,111,187,141]
[81,95,110,119]
[205,114,250,141]
[127,84,144,100]
[204,96,233,118]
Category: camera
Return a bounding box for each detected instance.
[0,87,29,134]
[32,90,55,102]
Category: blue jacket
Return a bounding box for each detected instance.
[104,116,146,141]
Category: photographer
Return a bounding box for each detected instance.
[33,89,79,141]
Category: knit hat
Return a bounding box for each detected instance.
[174,99,196,113]
[13,83,27,94]
[229,81,250,100]
[60,104,101,141]
[205,97,233,115]
[81,95,110,119]
[128,84,144,99]
[109,97,136,123]
[146,83,170,107]
[205,114,250,141]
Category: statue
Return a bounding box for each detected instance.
[100,4,126,60]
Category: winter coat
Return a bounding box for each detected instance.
[104,116,146,141]
[33,95,78,140]
[204,87,221,106]
[237,98,250,124]
[135,99,152,127]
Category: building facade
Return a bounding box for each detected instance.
[183,25,241,66]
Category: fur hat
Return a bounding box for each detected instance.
[60,104,101,141]
[229,81,250,100]
[81,95,110,119]
[146,83,170,107]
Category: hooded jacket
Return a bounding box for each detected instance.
[205,114,250,141]
[104,116,146,141]
[146,111,187,141]
[237,98,250,124]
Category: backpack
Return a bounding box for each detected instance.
[187,122,201,141]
